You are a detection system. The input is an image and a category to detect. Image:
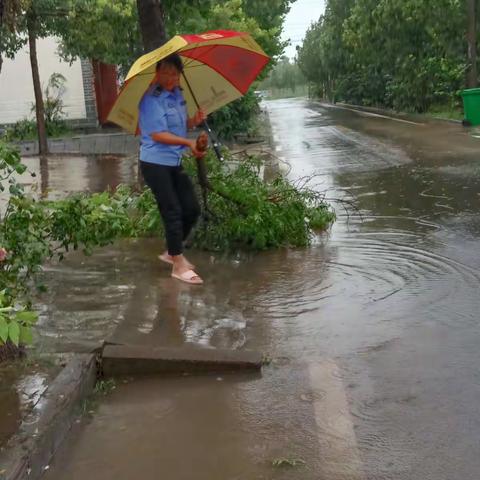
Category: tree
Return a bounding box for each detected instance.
[298,0,468,113]
[53,0,295,139]
[260,55,306,94]
[467,0,477,88]
[54,0,141,77]
[26,8,48,155]
[136,0,167,51]
[0,0,27,74]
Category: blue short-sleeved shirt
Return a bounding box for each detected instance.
[138,86,188,166]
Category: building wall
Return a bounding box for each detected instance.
[0,36,91,125]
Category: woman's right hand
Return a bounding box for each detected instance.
[188,139,206,158]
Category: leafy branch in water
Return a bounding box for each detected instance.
[184,150,335,251]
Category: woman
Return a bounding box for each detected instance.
[138,54,206,285]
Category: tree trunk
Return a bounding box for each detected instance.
[27,13,48,156]
[467,0,477,88]
[136,0,168,52]
[0,0,4,28]
[0,51,3,76]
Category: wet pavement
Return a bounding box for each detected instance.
[0,154,138,449]
[33,98,480,479]
[0,359,60,449]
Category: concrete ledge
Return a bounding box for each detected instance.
[102,344,263,376]
[14,133,139,157]
[0,354,97,480]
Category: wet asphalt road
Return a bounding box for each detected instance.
[38,98,480,479]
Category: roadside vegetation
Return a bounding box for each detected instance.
[297,0,478,117]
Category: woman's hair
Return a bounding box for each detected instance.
[156,53,184,73]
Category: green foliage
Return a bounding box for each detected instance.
[2,119,38,142]
[260,56,306,93]
[210,90,260,140]
[41,72,67,123]
[184,152,335,251]
[54,0,142,76]
[196,0,295,138]
[2,73,70,142]
[3,118,70,142]
[297,0,470,112]
[2,1,294,140]
[0,290,38,347]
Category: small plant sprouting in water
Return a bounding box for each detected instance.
[261,353,272,366]
[272,457,306,468]
[79,380,116,418]
[94,378,116,396]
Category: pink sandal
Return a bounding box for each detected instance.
[159,253,173,265]
[172,269,203,285]
[159,253,195,270]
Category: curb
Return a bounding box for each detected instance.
[0,354,97,480]
[317,101,463,126]
[102,344,263,376]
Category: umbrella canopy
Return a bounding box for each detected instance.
[107,30,270,134]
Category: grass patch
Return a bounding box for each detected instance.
[427,106,463,121]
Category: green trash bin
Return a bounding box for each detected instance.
[461,88,480,126]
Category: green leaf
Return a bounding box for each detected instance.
[15,310,38,324]
[8,321,20,346]
[19,325,33,345]
[0,317,8,343]
[15,164,27,174]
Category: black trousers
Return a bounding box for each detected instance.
[140,161,200,256]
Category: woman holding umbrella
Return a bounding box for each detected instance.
[108,30,270,284]
[139,54,206,285]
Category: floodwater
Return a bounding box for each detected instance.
[33,99,480,479]
[19,153,138,201]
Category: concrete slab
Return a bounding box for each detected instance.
[102,344,263,376]
[48,139,66,154]
[109,134,127,154]
[92,136,110,154]
[62,138,81,153]
[124,136,139,154]
[78,136,96,155]
[18,141,38,156]
[0,354,97,480]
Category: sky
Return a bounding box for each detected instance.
[281,0,326,59]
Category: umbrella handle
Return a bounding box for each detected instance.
[201,119,224,163]
[182,71,224,162]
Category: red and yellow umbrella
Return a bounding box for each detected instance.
[107,30,270,134]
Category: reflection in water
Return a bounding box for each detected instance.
[12,154,138,202]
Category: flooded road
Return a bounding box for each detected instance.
[41,98,480,479]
